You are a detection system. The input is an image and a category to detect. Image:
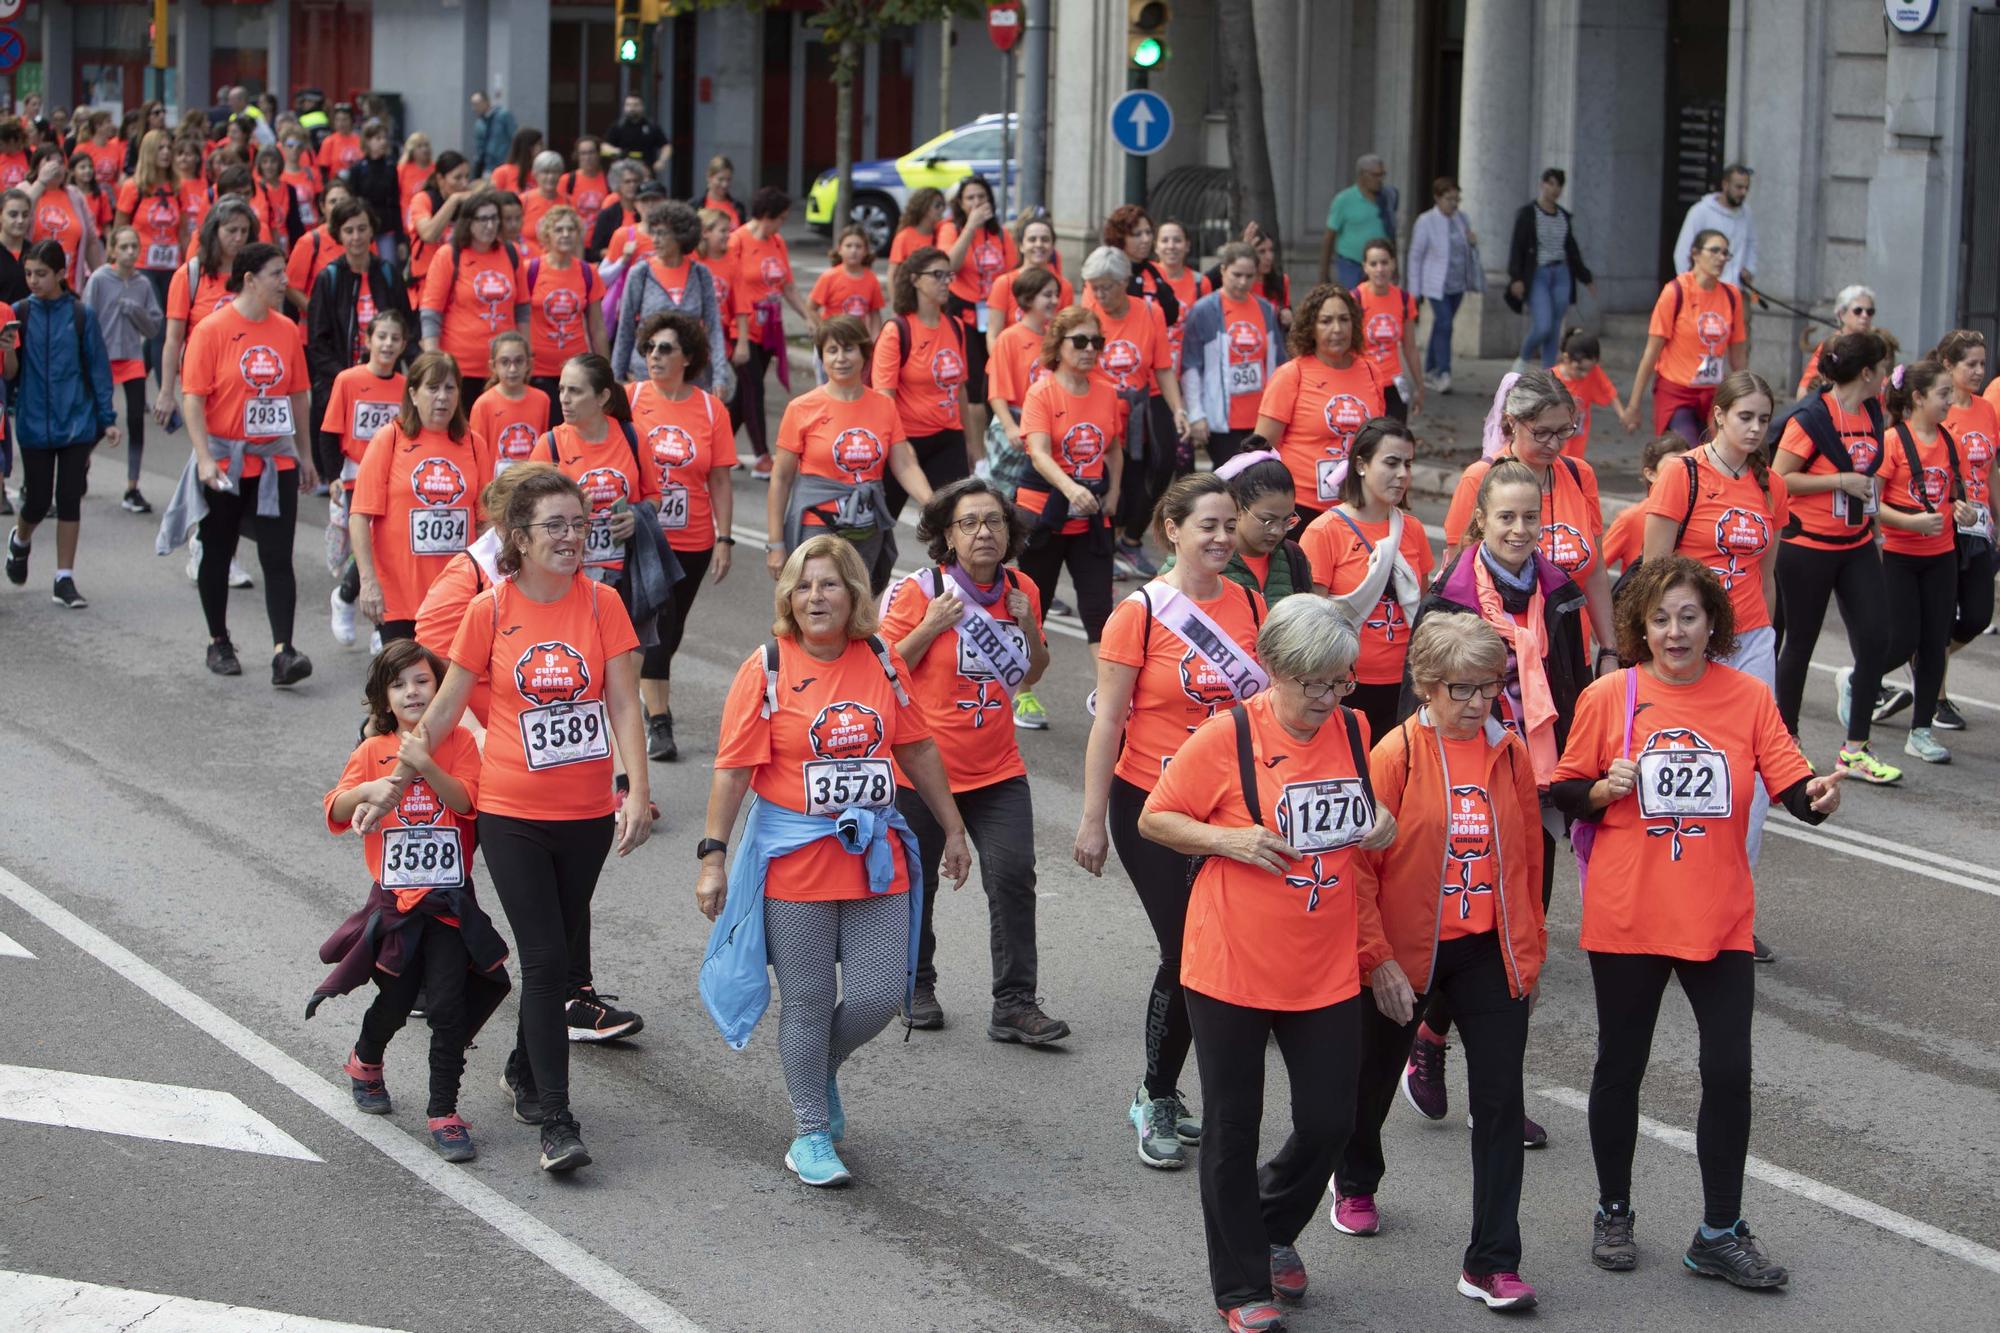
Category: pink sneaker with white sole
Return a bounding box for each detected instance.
[1329,1190,1380,1235]
[1458,1270,1537,1310]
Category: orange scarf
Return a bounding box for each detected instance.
[1474,553,1559,784]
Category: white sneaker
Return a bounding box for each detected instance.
[1429,370,1452,394]
[227,559,254,589]
[330,587,358,646]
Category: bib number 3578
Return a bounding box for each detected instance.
[1636,748,1731,819]
[1281,778,1372,853]
[519,699,610,770]
[802,758,894,816]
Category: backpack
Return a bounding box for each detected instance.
[448,239,522,294]
[1186,701,1375,888]
[1666,273,1740,329]
[525,255,598,308]
[889,311,965,374]
[758,633,910,718]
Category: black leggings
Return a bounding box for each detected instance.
[1188,990,1360,1308]
[198,469,299,646]
[1384,384,1409,424]
[1205,428,1255,469]
[121,379,147,484]
[642,543,712,680]
[1424,826,1553,1038]
[733,342,775,458]
[1018,526,1116,641]
[883,428,969,522]
[1119,396,1179,545]
[1109,775,1197,1100]
[1588,949,1755,1230]
[353,913,511,1117]
[1952,546,1996,644]
[479,812,614,1120]
[17,441,93,524]
[1347,681,1402,743]
[1774,539,1887,744]
[1882,548,1958,730]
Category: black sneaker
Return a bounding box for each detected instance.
[271,645,314,687]
[1592,1202,1638,1271]
[988,1001,1071,1045]
[1049,597,1074,617]
[1684,1220,1788,1289]
[538,1111,592,1172]
[646,712,678,762]
[903,981,944,1030]
[566,986,644,1041]
[1872,684,1914,724]
[51,575,86,609]
[0,489,13,515]
[206,637,243,676]
[498,1065,544,1124]
[1933,696,1967,731]
[4,533,26,586]
[1752,935,1776,964]
[121,488,153,514]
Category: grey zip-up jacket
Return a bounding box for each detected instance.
[81,265,163,362]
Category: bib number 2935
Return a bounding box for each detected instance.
[802,758,894,817]
[519,700,610,770]
[244,396,295,436]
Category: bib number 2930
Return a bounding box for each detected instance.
[519,700,610,770]
[802,758,894,816]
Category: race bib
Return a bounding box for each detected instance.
[519,700,610,770]
[1637,748,1732,819]
[658,484,690,531]
[1316,457,1345,504]
[147,242,180,268]
[1691,354,1726,388]
[1958,508,1993,541]
[380,826,464,890]
[802,758,894,816]
[352,399,399,442]
[1280,778,1372,854]
[1227,359,1265,397]
[584,513,620,566]
[244,395,295,437]
[410,506,470,556]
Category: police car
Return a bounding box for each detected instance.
[806,113,1017,255]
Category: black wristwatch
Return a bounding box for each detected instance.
[715,535,736,545]
[696,837,728,861]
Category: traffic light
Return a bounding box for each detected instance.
[1127,1,1168,69]
[616,0,643,63]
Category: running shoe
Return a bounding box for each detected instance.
[427,1114,476,1163]
[1116,537,1159,578]
[1216,1302,1285,1332]
[1591,1202,1637,1271]
[1430,369,1453,395]
[343,1051,390,1114]
[228,558,254,589]
[272,646,314,688]
[1013,687,1050,730]
[1836,742,1902,785]
[1752,935,1776,964]
[1933,696,1967,731]
[1268,1244,1308,1301]
[1111,549,1138,580]
[646,712,678,761]
[1873,683,1913,724]
[206,637,242,676]
[121,488,153,514]
[1128,1087,1188,1169]
[785,1131,851,1186]
[4,533,25,585]
[1683,1220,1788,1289]
[1400,1028,1448,1120]
[751,454,774,480]
[827,1074,845,1143]
[1329,1190,1380,1236]
[1833,667,1853,729]
[1905,727,1951,764]
[1166,1090,1202,1145]
[566,986,644,1041]
[988,1000,1071,1045]
[538,1111,591,1172]
[1458,1271,1537,1310]
[1465,1111,1549,1147]
[51,576,87,609]
[902,982,944,1030]
[329,587,357,646]
[1048,597,1074,617]
[498,1063,543,1124]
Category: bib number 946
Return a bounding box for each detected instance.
[519,700,610,770]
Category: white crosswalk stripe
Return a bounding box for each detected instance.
[0,928,32,958]
[0,1064,321,1161]
[3,1268,410,1331]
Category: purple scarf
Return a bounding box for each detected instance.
[942,561,1005,607]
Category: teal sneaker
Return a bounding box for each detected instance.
[785,1132,852,1187]
[1013,687,1049,730]
[827,1074,845,1143]
[1128,1086,1188,1169]
[1166,1089,1202,1145]
[1905,727,1951,764]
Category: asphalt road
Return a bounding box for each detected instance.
[2,419,1998,1333]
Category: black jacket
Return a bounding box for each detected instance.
[1506,202,1593,310]
[344,155,403,239]
[604,116,667,167]
[306,256,412,390]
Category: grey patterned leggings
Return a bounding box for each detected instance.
[765,892,910,1137]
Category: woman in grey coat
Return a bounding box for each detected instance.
[81,225,164,511]
[607,198,733,397]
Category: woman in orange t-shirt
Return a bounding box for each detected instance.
[405,465,648,1172]
[1358,238,1424,421]
[350,351,494,642]
[808,226,886,337]
[1139,596,1392,1323]
[1077,474,1267,1171]
[419,190,527,397]
[526,206,606,394]
[518,152,570,253]
[873,245,971,519]
[1082,245,1189,570]
[726,188,813,474]
[934,175,1015,425]
[1550,558,1841,1286]
[885,186,945,294]
[1932,329,1998,725]
[1256,283,1385,521]
[1602,434,1691,575]
[406,152,473,289]
[695,534,970,1185]
[397,133,435,214]
[542,353,660,584]
[26,148,103,289]
[1017,307,1126,645]
[1620,229,1747,441]
[117,131,189,330]
[1152,218,1211,372]
[983,214,1073,350]
[984,266,1061,481]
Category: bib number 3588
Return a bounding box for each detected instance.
[1281,778,1372,853]
[519,699,610,770]
[802,758,894,817]
[380,826,464,889]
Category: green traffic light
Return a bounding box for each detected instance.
[1132,36,1164,68]
[618,37,639,61]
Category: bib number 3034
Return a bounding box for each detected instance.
[584,514,619,566]
[244,395,296,437]
[1636,748,1732,819]
[1281,778,1372,853]
[410,507,471,556]
[519,699,610,770]
[380,826,464,889]
[802,758,894,817]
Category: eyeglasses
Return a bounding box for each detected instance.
[470,213,500,225]
[1441,678,1507,701]
[1700,245,1732,258]
[1295,675,1357,700]
[1065,334,1107,351]
[950,513,1009,535]
[645,340,681,356]
[1523,422,1579,446]
[920,268,952,282]
[1246,509,1300,533]
[523,518,590,538]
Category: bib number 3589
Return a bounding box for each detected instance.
[1281,778,1372,853]
[380,826,464,889]
[802,758,894,817]
[1636,748,1731,819]
[519,699,610,770]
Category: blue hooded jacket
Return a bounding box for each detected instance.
[13,292,116,449]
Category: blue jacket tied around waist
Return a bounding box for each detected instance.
[699,795,926,1051]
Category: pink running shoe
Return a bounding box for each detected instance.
[1217,1302,1285,1332]
[1458,1270,1537,1310]
[1401,1028,1448,1120]
[1329,1190,1380,1236]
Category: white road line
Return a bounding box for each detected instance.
[3,1268,410,1332]
[1536,1087,2000,1277]
[0,867,705,1333]
[1795,818,2000,884]
[0,927,32,958]
[1764,823,2000,900]
[1807,659,2000,714]
[0,1065,320,1161]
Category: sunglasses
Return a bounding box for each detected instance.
[1065,334,1107,351]
[645,340,681,356]
[1850,307,1875,316]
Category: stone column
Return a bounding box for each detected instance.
[1456,0,1536,358]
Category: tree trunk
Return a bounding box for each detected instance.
[938,17,954,135]
[1216,0,1282,259]
[834,37,858,228]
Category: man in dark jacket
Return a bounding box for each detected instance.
[1506,168,1596,372]
[306,198,413,481]
[603,95,670,174]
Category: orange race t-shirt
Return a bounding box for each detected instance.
[416,552,494,727]
[872,315,968,438]
[715,637,932,900]
[543,421,662,574]
[1214,293,1276,431]
[398,160,432,211]
[726,224,792,319]
[118,182,186,270]
[280,169,320,228]
[1018,374,1127,534]
[166,261,235,332]
[987,320,1049,410]
[1645,449,1790,630]
[525,256,595,377]
[404,190,441,281]
[1777,392,1882,551]
[30,189,88,280]
[1877,424,1959,558]
[776,385,905,525]
[563,170,609,230]
[1259,354,1386,507]
[1555,362,1620,458]
[449,573,640,821]
[286,227,340,301]
[808,266,886,321]
[178,177,212,232]
[879,566,1042,791]
[317,132,363,177]
[1099,580,1266,792]
[351,423,495,621]
[471,384,551,477]
[1444,454,1604,583]
[1299,508,1436,683]
[180,303,310,470]
[321,365,406,482]
[1554,664,1809,959]
[1648,272,1747,389]
[325,726,482,913]
[1158,267,1212,367]
[518,189,568,248]
[1357,283,1418,383]
[1600,501,1647,573]
[1083,292,1173,399]
[0,151,26,190]
[627,381,736,551]
[1435,732,1500,940]
[700,250,736,336]
[1946,396,1999,512]
[83,139,125,187]
[420,243,527,370]
[887,225,936,268]
[986,266,1074,331]
[1148,690,1371,1010]
[935,218,1017,313]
